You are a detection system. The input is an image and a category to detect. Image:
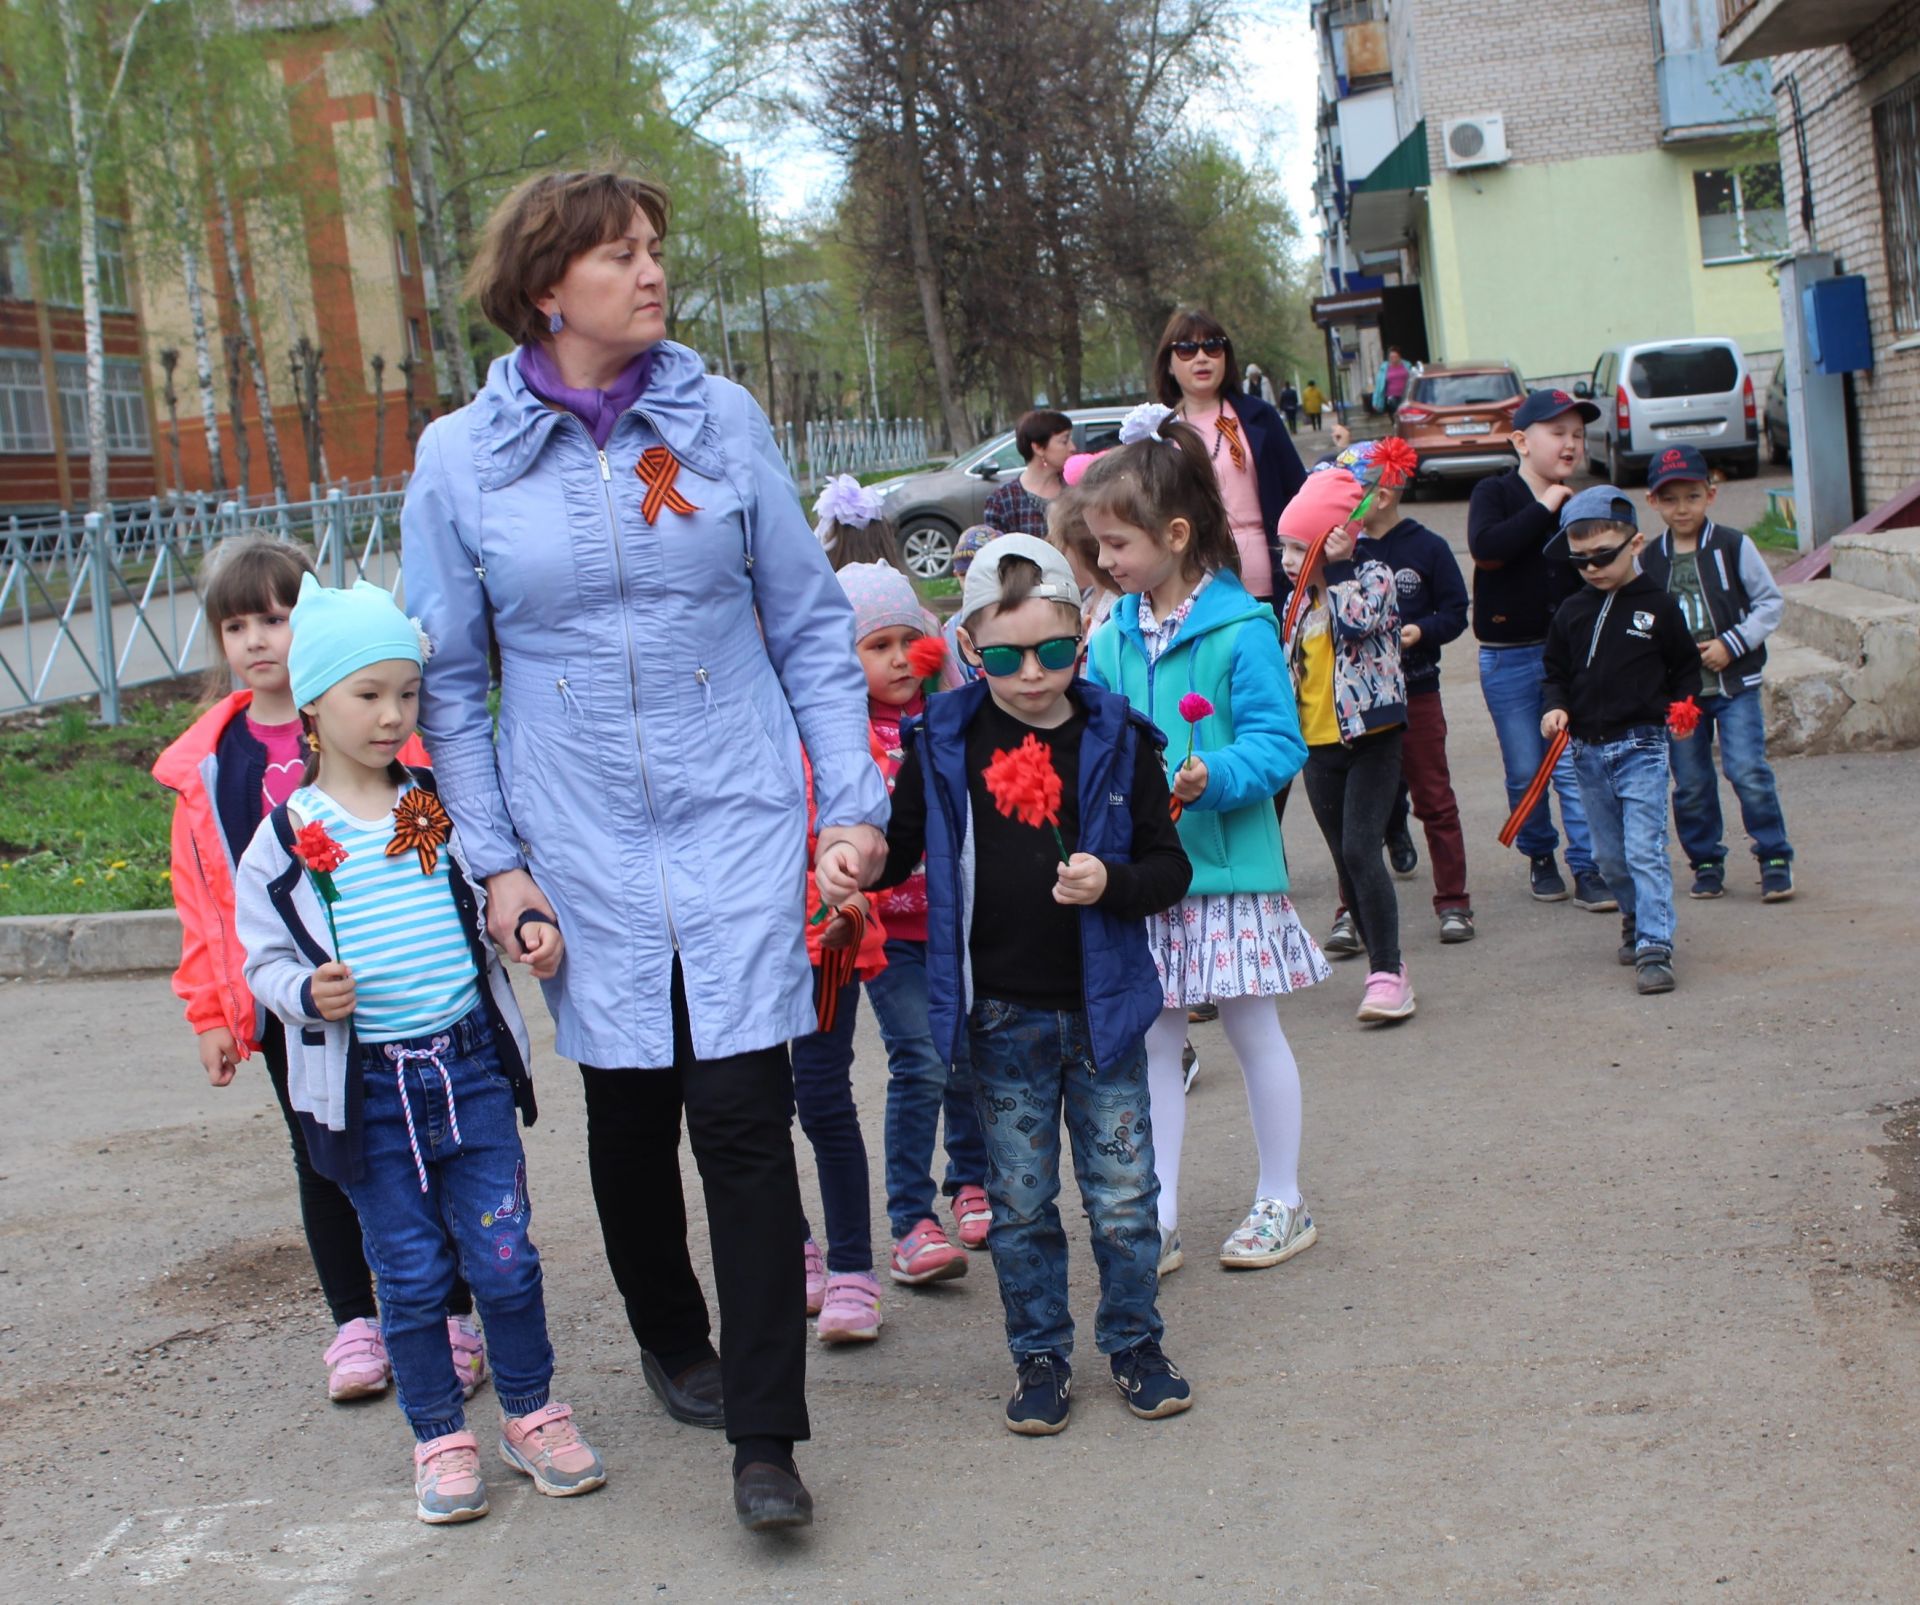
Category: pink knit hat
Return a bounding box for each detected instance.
[1274,466,1367,543]
[836,560,933,644]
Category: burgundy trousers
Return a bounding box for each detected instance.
[1401,687,1471,914]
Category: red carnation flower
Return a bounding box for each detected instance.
[906,635,947,682]
[1666,696,1702,738]
[1368,436,1420,488]
[293,821,349,876]
[982,733,1069,861]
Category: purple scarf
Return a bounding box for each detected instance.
[517,343,653,449]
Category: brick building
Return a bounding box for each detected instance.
[1721,0,1920,513]
[1311,0,1786,402]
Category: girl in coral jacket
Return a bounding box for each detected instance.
[152,538,478,1406]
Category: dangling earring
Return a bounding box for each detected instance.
[548,309,564,335]
[306,729,321,753]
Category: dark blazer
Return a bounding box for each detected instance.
[1226,389,1309,599]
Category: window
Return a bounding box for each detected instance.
[1693,165,1788,264]
[394,231,410,277]
[53,356,150,454]
[0,351,54,453]
[1874,76,1920,335]
[41,218,132,311]
[1410,370,1522,406]
[407,317,423,360]
[1628,344,1740,398]
[0,226,27,300]
[385,142,402,187]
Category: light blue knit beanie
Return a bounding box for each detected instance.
[288,574,425,707]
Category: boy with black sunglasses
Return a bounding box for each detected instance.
[817,534,1193,1436]
[1540,488,1702,995]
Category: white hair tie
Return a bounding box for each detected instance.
[812,474,886,549]
[1118,402,1176,447]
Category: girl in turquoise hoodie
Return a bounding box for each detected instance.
[1084,406,1329,1278]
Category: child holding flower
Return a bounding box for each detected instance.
[235,576,602,1526]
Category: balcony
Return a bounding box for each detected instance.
[1658,0,1773,135]
[1719,0,1904,62]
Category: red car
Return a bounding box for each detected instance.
[1392,361,1525,490]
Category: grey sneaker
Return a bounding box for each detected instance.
[497,1403,606,1498]
[1181,1039,1200,1093]
[414,1430,490,1524]
[1636,945,1676,995]
[1219,1197,1318,1270]
[1617,917,1638,966]
[1157,1226,1184,1276]
[1437,907,1475,943]
[1322,910,1363,958]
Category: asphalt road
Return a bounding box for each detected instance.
[6,470,1919,1602]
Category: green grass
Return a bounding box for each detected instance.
[1750,500,1800,554]
[0,696,197,917]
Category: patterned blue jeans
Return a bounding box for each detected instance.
[967,998,1163,1361]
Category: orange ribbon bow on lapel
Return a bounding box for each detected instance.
[1216,410,1247,470]
[637,446,700,523]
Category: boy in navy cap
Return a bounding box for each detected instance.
[1540,487,1702,995]
[1468,390,1612,911]
[1638,446,1794,902]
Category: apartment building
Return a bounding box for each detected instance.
[1311,0,1787,401]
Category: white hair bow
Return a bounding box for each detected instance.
[1118,402,1176,446]
[812,474,886,549]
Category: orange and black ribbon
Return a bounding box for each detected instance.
[1280,527,1333,644]
[814,903,866,1033]
[637,446,700,523]
[1217,410,1247,470]
[388,788,453,875]
[1498,729,1570,848]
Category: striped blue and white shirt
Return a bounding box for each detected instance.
[292,783,480,1044]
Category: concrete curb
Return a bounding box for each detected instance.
[0,909,180,979]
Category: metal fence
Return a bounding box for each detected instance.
[777,417,934,490]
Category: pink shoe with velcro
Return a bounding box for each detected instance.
[325,1317,390,1401]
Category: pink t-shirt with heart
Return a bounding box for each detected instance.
[248,714,306,810]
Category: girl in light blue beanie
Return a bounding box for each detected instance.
[236,575,607,1525]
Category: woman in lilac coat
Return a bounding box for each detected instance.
[402,171,886,1531]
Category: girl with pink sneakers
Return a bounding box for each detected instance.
[154,538,487,1406]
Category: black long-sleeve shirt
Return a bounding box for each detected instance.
[876,693,1191,1011]
[1466,470,1585,645]
[1542,573,1703,743]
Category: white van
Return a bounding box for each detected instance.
[1574,339,1759,487]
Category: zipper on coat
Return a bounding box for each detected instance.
[592,435,681,950]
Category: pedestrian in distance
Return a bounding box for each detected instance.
[818,533,1197,1438]
[1371,346,1412,416]
[1467,389,1613,911]
[1301,380,1327,432]
[152,538,489,1409]
[1082,404,1330,1276]
[984,409,1074,538]
[1278,379,1301,434]
[1541,488,1703,994]
[1638,445,1795,903]
[235,577,605,1526]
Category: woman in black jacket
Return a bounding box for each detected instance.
[1154,309,1308,605]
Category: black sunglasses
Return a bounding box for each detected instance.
[1170,337,1228,360]
[973,635,1083,677]
[1565,539,1635,570]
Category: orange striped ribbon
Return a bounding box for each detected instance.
[814,903,866,1033]
[1217,411,1247,470]
[637,446,700,523]
[1498,728,1570,848]
[1280,527,1333,643]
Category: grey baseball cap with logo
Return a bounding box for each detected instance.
[959,533,1082,627]
[1548,484,1641,554]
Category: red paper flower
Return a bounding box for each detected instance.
[1666,696,1702,738]
[1177,693,1214,724]
[983,733,1062,829]
[293,821,349,876]
[907,635,947,680]
[1368,436,1420,488]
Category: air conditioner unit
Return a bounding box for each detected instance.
[1443,115,1508,170]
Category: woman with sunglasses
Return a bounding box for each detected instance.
[1153,310,1307,607]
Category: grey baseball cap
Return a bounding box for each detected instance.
[959,534,1081,626]
[1548,484,1641,554]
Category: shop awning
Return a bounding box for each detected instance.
[1349,120,1429,252]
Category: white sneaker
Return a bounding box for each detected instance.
[1220,1197,1318,1269]
[1157,1227,1184,1276]
[1181,1040,1201,1093]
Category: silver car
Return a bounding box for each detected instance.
[1575,338,1759,486]
[869,406,1135,579]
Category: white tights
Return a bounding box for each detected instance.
[1144,995,1303,1230]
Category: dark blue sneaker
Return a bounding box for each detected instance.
[1528,854,1568,902]
[1760,858,1795,902]
[1689,860,1726,899]
[1571,870,1618,912]
[1005,1352,1071,1436]
[1110,1339,1193,1420]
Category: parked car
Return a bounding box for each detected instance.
[869,406,1135,578]
[1391,361,1525,488]
[1763,361,1790,465]
[1576,338,1759,486]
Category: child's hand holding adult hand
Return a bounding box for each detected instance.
[311,961,357,1021]
[1699,639,1732,672]
[520,919,565,981]
[1054,853,1108,906]
[1541,708,1569,739]
[484,868,558,962]
[815,842,864,907]
[198,1026,240,1087]
[1171,756,1209,805]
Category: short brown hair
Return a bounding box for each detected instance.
[467,171,672,347]
[1153,308,1242,408]
[1014,409,1073,462]
[203,535,313,627]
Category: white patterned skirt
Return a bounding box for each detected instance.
[1148,892,1331,1010]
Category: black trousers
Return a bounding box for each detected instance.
[579,962,809,1445]
[261,1016,473,1327]
[1301,729,1406,973]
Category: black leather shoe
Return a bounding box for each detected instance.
[640,1351,725,1429]
[733,1462,814,1531]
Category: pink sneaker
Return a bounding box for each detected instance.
[414,1430,488,1523]
[1357,965,1416,1023]
[889,1217,968,1286]
[497,1402,607,1497]
[816,1271,883,1344]
[325,1317,390,1401]
[447,1315,488,1401]
[803,1238,828,1317]
[951,1184,992,1250]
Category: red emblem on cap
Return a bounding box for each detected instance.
[1662,449,1684,466]
[1551,390,1570,403]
